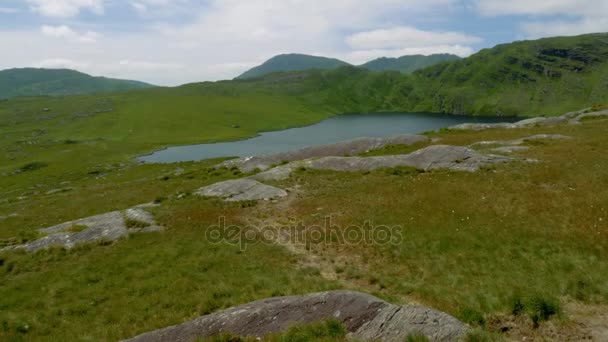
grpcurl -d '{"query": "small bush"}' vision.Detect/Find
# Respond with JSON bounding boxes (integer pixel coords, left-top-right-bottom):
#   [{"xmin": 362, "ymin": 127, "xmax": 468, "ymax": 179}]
[
  {"xmin": 124, "ymin": 218, "xmax": 150, "ymax": 229},
  {"xmin": 18, "ymin": 161, "xmax": 48, "ymax": 173},
  {"xmin": 459, "ymin": 308, "xmax": 486, "ymax": 327},
  {"xmin": 509, "ymin": 295, "xmax": 525, "ymax": 316},
  {"xmin": 528, "ymin": 295, "xmax": 560, "ymax": 327}
]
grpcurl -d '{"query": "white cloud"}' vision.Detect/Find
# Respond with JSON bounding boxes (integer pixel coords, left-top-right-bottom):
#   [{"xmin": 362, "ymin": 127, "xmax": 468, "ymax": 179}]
[
  {"xmin": 522, "ymin": 17, "xmax": 608, "ymax": 38},
  {"xmin": 2, "ymin": 0, "xmax": 478, "ymax": 85},
  {"xmin": 131, "ymin": 2, "xmax": 147, "ymax": 13},
  {"xmin": 33, "ymin": 58, "xmax": 90, "ymax": 70},
  {"xmin": 474, "ymin": 0, "xmax": 607, "ymax": 17},
  {"xmin": 475, "ymin": 0, "xmax": 608, "ymax": 38},
  {"xmin": 118, "ymin": 60, "xmax": 183, "ymax": 71},
  {"xmin": 27, "ymin": 0, "xmax": 104, "ymax": 18},
  {"xmin": 346, "ymin": 26, "xmax": 482, "ymax": 50},
  {"xmin": 41, "ymin": 25, "xmax": 102, "ymax": 43}
]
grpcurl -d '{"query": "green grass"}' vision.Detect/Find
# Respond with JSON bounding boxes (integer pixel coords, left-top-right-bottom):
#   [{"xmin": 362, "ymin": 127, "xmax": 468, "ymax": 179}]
[{"xmin": 266, "ymin": 120, "xmax": 608, "ymax": 325}]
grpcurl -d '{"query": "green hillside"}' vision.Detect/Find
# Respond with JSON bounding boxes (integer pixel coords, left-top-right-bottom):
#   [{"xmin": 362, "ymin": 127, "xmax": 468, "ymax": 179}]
[
  {"xmin": 387, "ymin": 33, "xmax": 608, "ymax": 115},
  {"xmin": 360, "ymin": 54, "xmax": 461, "ymax": 74},
  {"xmin": 0, "ymin": 68, "xmax": 154, "ymax": 98},
  {"xmin": 235, "ymin": 54, "xmax": 350, "ymax": 80}
]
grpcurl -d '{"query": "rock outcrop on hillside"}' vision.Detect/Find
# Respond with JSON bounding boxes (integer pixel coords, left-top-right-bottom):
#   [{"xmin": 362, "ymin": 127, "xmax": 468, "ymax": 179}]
[
  {"xmin": 0, "ymin": 205, "xmax": 162, "ymax": 253},
  {"xmin": 217, "ymin": 134, "xmax": 429, "ymax": 173},
  {"xmin": 124, "ymin": 291, "xmax": 467, "ymax": 342},
  {"xmin": 449, "ymin": 108, "xmax": 607, "ymax": 131},
  {"xmin": 196, "ymin": 179, "xmax": 288, "ymax": 201},
  {"xmin": 251, "ymin": 145, "xmax": 516, "ymax": 181}
]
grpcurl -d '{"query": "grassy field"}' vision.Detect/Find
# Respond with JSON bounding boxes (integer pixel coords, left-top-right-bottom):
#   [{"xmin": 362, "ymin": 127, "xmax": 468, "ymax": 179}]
[
  {"xmin": 1, "ymin": 114, "xmax": 608, "ymax": 340},
  {"xmin": 1, "ymin": 32, "xmax": 607, "ymax": 342}
]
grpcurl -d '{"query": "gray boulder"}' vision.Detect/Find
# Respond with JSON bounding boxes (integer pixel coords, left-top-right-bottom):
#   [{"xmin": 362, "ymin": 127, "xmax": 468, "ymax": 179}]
[
  {"xmin": 568, "ymin": 110, "xmax": 608, "ymax": 124},
  {"xmin": 448, "ymin": 122, "xmax": 517, "ymax": 131},
  {"xmin": 217, "ymin": 135, "xmax": 429, "ymax": 172},
  {"xmin": 469, "ymin": 134, "xmax": 572, "ymax": 149},
  {"xmin": 251, "ymin": 145, "xmax": 515, "ymax": 181},
  {"xmin": 1, "ymin": 207, "xmax": 162, "ymax": 253},
  {"xmin": 123, "ymin": 291, "xmax": 466, "ymax": 342},
  {"xmin": 196, "ymin": 179, "xmax": 287, "ymax": 201}
]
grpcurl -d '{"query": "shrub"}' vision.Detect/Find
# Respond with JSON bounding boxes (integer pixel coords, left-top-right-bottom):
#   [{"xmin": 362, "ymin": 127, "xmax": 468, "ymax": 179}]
[
  {"xmin": 124, "ymin": 218, "xmax": 150, "ymax": 229},
  {"xmin": 17, "ymin": 161, "xmax": 48, "ymax": 173},
  {"xmin": 459, "ymin": 308, "xmax": 486, "ymax": 326},
  {"xmin": 528, "ymin": 295, "xmax": 560, "ymax": 327},
  {"xmin": 509, "ymin": 295, "xmax": 525, "ymax": 316}
]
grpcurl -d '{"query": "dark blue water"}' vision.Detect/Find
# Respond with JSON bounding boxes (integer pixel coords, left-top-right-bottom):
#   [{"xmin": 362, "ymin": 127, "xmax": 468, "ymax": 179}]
[{"xmin": 139, "ymin": 113, "xmax": 519, "ymax": 163}]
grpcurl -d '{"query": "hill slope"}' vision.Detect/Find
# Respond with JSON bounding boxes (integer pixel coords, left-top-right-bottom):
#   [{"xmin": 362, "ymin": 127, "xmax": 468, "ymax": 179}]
[
  {"xmin": 235, "ymin": 54, "xmax": 351, "ymax": 80},
  {"xmin": 360, "ymin": 54, "xmax": 461, "ymax": 74},
  {"xmin": 0, "ymin": 68, "xmax": 154, "ymax": 98},
  {"xmin": 387, "ymin": 33, "xmax": 608, "ymax": 115}
]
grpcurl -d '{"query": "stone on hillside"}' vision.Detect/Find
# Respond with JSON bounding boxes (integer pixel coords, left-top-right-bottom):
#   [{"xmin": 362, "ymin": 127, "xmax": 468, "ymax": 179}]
[
  {"xmin": 489, "ymin": 146, "xmax": 530, "ymax": 154},
  {"xmin": 569, "ymin": 110, "xmax": 608, "ymax": 124},
  {"xmin": 217, "ymin": 134, "xmax": 429, "ymax": 172},
  {"xmin": 448, "ymin": 122, "xmax": 517, "ymax": 131},
  {"xmin": 196, "ymin": 179, "xmax": 287, "ymax": 201},
  {"xmin": 123, "ymin": 291, "xmax": 466, "ymax": 342},
  {"xmin": 1, "ymin": 208, "xmax": 162, "ymax": 254},
  {"xmin": 251, "ymin": 145, "xmax": 515, "ymax": 181},
  {"xmin": 469, "ymin": 134, "xmax": 572, "ymax": 149}
]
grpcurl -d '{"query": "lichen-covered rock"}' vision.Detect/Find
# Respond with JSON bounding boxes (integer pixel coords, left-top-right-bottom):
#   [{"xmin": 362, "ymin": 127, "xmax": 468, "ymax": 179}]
[
  {"xmin": 469, "ymin": 134, "xmax": 572, "ymax": 149},
  {"xmin": 196, "ymin": 179, "xmax": 287, "ymax": 201},
  {"xmin": 0, "ymin": 207, "xmax": 162, "ymax": 253},
  {"xmin": 251, "ymin": 145, "xmax": 515, "ymax": 181},
  {"xmin": 123, "ymin": 291, "xmax": 466, "ymax": 342},
  {"xmin": 217, "ymin": 134, "xmax": 429, "ymax": 172},
  {"xmin": 569, "ymin": 110, "xmax": 608, "ymax": 124}
]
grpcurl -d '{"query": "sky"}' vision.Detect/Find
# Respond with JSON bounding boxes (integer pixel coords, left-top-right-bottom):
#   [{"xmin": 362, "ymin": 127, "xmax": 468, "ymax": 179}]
[{"xmin": 0, "ymin": 0, "xmax": 607, "ymax": 86}]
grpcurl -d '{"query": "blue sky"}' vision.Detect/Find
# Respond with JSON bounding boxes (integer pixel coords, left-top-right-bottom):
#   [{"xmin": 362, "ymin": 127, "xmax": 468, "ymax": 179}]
[{"xmin": 0, "ymin": 0, "xmax": 606, "ymax": 85}]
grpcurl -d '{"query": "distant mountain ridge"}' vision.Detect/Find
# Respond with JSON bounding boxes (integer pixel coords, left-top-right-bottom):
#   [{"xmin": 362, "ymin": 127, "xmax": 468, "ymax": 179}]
[
  {"xmin": 360, "ymin": 54, "xmax": 461, "ymax": 74},
  {"xmin": 236, "ymin": 54, "xmax": 350, "ymax": 80},
  {"xmin": 236, "ymin": 53, "xmax": 461, "ymax": 79},
  {"xmin": 0, "ymin": 68, "xmax": 154, "ymax": 98}
]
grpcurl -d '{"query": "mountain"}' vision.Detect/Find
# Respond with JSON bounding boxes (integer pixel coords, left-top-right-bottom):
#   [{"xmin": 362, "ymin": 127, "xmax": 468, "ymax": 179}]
[
  {"xmin": 0, "ymin": 68, "xmax": 154, "ymax": 98},
  {"xmin": 235, "ymin": 54, "xmax": 351, "ymax": 80},
  {"xmin": 360, "ymin": 54, "xmax": 461, "ymax": 74},
  {"xmin": 231, "ymin": 33, "xmax": 608, "ymax": 116},
  {"xmin": 236, "ymin": 53, "xmax": 460, "ymax": 80},
  {"xmin": 387, "ymin": 33, "xmax": 608, "ymax": 115}
]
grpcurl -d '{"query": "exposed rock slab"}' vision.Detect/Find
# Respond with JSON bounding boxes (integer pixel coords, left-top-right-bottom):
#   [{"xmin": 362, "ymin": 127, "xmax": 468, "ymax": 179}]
[
  {"xmin": 1, "ymin": 207, "xmax": 162, "ymax": 253},
  {"xmin": 469, "ymin": 134, "xmax": 572, "ymax": 149},
  {"xmin": 569, "ymin": 110, "xmax": 608, "ymax": 124},
  {"xmin": 448, "ymin": 109, "xmax": 607, "ymax": 132},
  {"xmin": 489, "ymin": 146, "xmax": 530, "ymax": 154},
  {"xmin": 217, "ymin": 134, "xmax": 429, "ymax": 172},
  {"xmin": 124, "ymin": 291, "xmax": 466, "ymax": 342},
  {"xmin": 196, "ymin": 179, "xmax": 287, "ymax": 201},
  {"xmin": 251, "ymin": 145, "xmax": 515, "ymax": 181}
]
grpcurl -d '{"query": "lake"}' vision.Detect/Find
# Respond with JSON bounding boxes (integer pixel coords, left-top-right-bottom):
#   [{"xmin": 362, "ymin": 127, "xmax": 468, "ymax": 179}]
[{"xmin": 139, "ymin": 112, "xmax": 519, "ymax": 163}]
